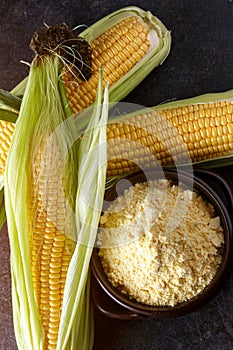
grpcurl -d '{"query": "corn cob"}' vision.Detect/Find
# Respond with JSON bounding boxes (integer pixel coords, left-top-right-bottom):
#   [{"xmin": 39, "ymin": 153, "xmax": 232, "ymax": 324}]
[
  {"xmin": 0, "ymin": 6, "xmax": 171, "ymax": 202},
  {"xmin": 2, "ymin": 90, "xmax": 233, "ymax": 181},
  {"xmin": 4, "ymin": 22, "xmax": 108, "ymax": 350},
  {"xmin": 63, "ymin": 6, "xmax": 171, "ymax": 112},
  {"xmin": 5, "ymin": 58, "xmax": 78, "ymax": 349},
  {"xmin": 106, "ymin": 90, "xmax": 233, "ymax": 177}
]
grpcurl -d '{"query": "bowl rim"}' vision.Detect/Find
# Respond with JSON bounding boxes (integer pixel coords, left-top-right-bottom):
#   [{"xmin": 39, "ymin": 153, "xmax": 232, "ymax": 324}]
[{"xmin": 91, "ymin": 168, "xmax": 233, "ymax": 318}]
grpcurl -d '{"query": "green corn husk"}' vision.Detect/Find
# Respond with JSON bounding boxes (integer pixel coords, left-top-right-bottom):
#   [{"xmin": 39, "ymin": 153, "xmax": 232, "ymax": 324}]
[
  {"xmin": 4, "ymin": 21, "xmax": 108, "ymax": 349},
  {"xmin": 57, "ymin": 75, "xmax": 108, "ymax": 349}
]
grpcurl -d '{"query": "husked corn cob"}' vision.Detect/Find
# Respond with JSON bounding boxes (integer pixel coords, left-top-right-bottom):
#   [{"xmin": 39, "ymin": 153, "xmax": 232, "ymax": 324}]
[
  {"xmin": 63, "ymin": 15, "xmax": 151, "ymax": 113},
  {"xmin": 106, "ymin": 93, "xmax": 233, "ymax": 177}
]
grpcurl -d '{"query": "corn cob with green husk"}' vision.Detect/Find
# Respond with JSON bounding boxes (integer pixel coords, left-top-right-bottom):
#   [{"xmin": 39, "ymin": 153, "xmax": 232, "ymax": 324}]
[
  {"xmin": 5, "ymin": 22, "xmax": 108, "ymax": 350},
  {"xmin": 62, "ymin": 6, "xmax": 171, "ymax": 113},
  {"xmin": 2, "ymin": 88, "xmax": 233, "ymax": 179},
  {"xmin": 105, "ymin": 89, "xmax": 233, "ymax": 177},
  {"xmin": 0, "ymin": 6, "xmax": 171, "ymax": 230}
]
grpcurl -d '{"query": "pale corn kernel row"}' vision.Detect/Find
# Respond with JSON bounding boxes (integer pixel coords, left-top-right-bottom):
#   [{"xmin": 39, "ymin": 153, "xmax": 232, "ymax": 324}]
[
  {"xmin": 106, "ymin": 100, "xmax": 233, "ymax": 177},
  {"xmin": 62, "ymin": 16, "xmax": 151, "ymax": 114},
  {"xmin": 28, "ymin": 137, "xmax": 76, "ymax": 350}
]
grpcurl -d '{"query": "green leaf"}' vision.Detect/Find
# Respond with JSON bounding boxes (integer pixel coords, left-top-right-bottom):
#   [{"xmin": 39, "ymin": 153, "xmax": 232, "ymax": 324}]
[
  {"xmin": 0, "ymin": 88, "xmax": 21, "ymax": 110},
  {"xmin": 0, "ymin": 108, "xmax": 18, "ymax": 123},
  {"xmin": 0, "ymin": 89, "xmax": 21, "ymax": 123},
  {"xmin": 0, "ymin": 187, "xmax": 6, "ymax": 232}
]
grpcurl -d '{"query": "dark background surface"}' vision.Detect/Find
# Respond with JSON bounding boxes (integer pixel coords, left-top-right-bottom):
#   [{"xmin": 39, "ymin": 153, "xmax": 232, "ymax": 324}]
[{"xmin": 0, "ymin": 0, "xmax": 233, "ymax": 349}]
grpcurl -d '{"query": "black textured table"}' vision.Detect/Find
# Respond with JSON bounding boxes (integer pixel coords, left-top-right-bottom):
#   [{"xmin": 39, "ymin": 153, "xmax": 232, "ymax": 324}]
[{"xmin": 0, "ymin": 1, "xmax": 233, "ymax": 349}]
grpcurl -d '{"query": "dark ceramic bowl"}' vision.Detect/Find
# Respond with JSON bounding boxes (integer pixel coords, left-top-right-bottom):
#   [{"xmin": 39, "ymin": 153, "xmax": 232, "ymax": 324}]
[{"xmin": 91, "ymin": 168, "xmax": 233, "ymax": 319}]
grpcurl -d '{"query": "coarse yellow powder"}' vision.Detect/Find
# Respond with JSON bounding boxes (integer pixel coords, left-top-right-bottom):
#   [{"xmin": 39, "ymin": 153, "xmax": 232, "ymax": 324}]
[{"xmin": 98, "ymin": 179, "xmax": 224, "ymax": 307}]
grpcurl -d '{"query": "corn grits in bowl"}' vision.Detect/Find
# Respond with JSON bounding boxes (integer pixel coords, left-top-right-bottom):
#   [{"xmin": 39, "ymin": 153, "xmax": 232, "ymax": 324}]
[{"xmin": 92, "ymin": 169, "xmax": 233, "ymax": 318}]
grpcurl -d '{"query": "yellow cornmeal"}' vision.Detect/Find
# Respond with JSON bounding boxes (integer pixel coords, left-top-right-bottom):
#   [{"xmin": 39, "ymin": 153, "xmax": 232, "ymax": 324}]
[{"xmin": 98, "ymin": 179, "xmax": 224, "ymax": 307}]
